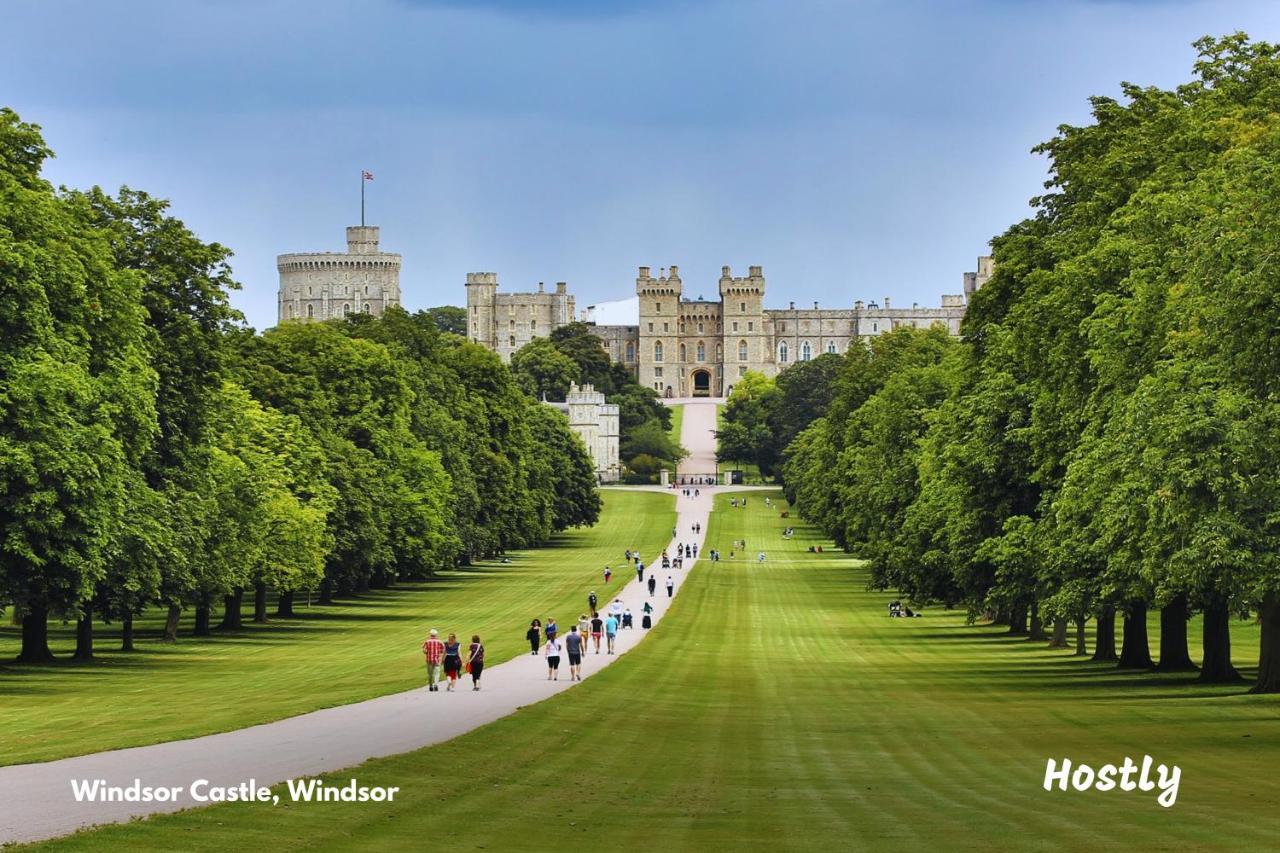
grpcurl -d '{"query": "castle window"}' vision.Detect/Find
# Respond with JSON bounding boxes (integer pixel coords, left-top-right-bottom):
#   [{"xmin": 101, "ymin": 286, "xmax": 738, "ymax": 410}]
[
  {"xmin": 779, "ymin": 322, "xmax": 786, "ymax": 332},
  {"xmin": 801, "ymin": 341, "xmax": 812, "ymax": 361},
  {"xmin": 680, "ymin": 343, "xmax": 687, "ymax": 361},
  {"xmin": 656, "ymin": 302, "xmax": 661, "ymax": 312},
  {"xmin": 531, "ymin": 321, "xmax": 537, "ymax": 332},
  {"xmin": 510, "ymin": 336, "xmax": 516, "ymax": 347},
  {"xmin": 664, "ymin": 322, "xmax": 669, "ymax": 332},
  {"xmin": 696, "ymin": 341, "xmax": 706, "ymax": 362},
  {"xmin": 342, "ymin": 303, "xmax": 350, "ymax": 317},
  {"xmin": 654, "ymin": 341, "xmax": 664, "ymax": 362},
  {"xmin": 510, "ymin": 319, "xmax": 515, "ymax": 329},
  {"xmin": 748, "ymin": 322, "xmax": 754, "ymax": 331},
  {"xmin": 740, "ymin": 302, "xmax": 746, "ymax": 312},
  {"xmin": 717, "ymin": 344, "xmax": 723, "ymax": 360},
  {"xmin": 873, "ymin": 322, "xmax": 878, "ymax": 333},
  {"xmin": 698, "ymin": 322, "xmax": 704, "ymax": 333},
  {"xmin": 779, "ymin": 341, "xmax": 789, "ymax": 363},
  {"xmin": 827, "ymin": 341, "xmax": 838, "ymax": 354},
  {"xmin": 738, "ymin": 340, "xmax": 748, "ymax": 361},
  {"xmin": 472, "ymin": 306, "xmax": 477, "ymax": 314},
  {"xmin": 626, "ymin": 342, "xmax": 635, "ymax": 362},
  {"xmin": 364, "ymin": 285, "xmax": 368, "ymax": 295},
  {"xmin": 739, "ymin": 366, "xmax": 747, "ymax": 377},
  {"xmin": 655, "ymin": 367, "xmax": 663, "ymax": 378},
  {"xmin": 732, "ymin": 321, "xmax": 738, "ymax": 332},
  {"xmin": 648, "ymin": 323, "xmax": 653, "ymax": 333},
  {"xmin": 363, "ymin": 303, "xmax": 370, "ymax": 314}
]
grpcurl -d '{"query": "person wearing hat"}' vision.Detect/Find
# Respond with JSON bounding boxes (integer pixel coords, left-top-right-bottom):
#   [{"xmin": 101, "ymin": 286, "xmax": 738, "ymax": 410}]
[
  {"xmin": 422, "ymin": 628, "xmax": 445, "ymax": 692},
  {"xmin": 588, "ymin": 590, "xmax": 598, "ymax": 612}
]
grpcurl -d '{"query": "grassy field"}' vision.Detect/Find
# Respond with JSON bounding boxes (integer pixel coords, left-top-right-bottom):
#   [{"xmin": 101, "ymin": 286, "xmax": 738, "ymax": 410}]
[
  {"xmin": 666, "ymin": 401, "xmax": 684, "ymax": 446},
  {"xmin": 27, "ymin": 490, "xmax": 1280, "ymax": 851},
  {"xmin": 0, "ymin": 490, "xmax": 674, "ymax": 766}
]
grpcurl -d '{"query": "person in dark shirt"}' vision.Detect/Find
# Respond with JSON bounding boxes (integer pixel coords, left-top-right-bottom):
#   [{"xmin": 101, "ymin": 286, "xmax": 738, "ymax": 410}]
[
  {"xmin": 565, "ymin": 627, "xmax": 584, "ymax": 681},
  {"xmin": 590, "ymin": 612, "xmax": 604, "ymax": 653},
  {"xmin": 526, "ymin": 619, "xmax": 541, "ymax": 655},
  {"xmin": 467, "ymin": 635, "xmax": 485, "ymax": 690}
]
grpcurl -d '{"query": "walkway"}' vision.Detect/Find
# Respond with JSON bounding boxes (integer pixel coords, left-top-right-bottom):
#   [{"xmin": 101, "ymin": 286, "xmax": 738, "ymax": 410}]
[{"xmin": 0, "ymin": 403, "xmax": 725, "ymax": 844}]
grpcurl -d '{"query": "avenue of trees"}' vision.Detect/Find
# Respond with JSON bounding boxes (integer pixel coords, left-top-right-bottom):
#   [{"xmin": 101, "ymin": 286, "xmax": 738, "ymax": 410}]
[
  {"xmin": 511, "ymin": 323, "xmax": 686, "ymax": 479},
  {"xmin": 782, "ymin": 35, "xmax": 1280, "ymax": 693},
  {"xmin": 0, "ymin": 108, "xmax": 600, "ymax": 663}
]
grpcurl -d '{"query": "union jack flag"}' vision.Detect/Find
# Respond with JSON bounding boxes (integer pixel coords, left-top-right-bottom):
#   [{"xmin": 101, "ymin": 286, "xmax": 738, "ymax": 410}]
[{"xmin": 362, "ymin": 170, "xmax": 374, "ymax": 181}]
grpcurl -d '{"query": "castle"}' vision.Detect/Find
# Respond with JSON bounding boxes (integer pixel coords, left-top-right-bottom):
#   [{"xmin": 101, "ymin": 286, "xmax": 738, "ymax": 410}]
[
  {"xmin": 467, "ymin": 258, "xmax": 992, "ymax": 397},
  {"xmin": 277, "ymin": 226, "xmax": 402, "ymax": 323},
  {"xmin": 544, "ymin": 383, "xmax": 621, "ymax": 483}
]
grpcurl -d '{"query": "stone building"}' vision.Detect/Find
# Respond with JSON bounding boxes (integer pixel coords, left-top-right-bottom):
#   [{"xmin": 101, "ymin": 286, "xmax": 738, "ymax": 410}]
[
  {"xmin": 464, "ymin": 274, "xmax": 575, "ymax": 363},
  {"xmin": 466, "ymin": 257, "xmax": 992, "ymax": 398},
  {"xmin": 277, "ymin": 226, "xmax": 402, "ymax": 323},
  {"xmin": 545, "ymin": 383, "xmax": 620, "ymax": 483}
]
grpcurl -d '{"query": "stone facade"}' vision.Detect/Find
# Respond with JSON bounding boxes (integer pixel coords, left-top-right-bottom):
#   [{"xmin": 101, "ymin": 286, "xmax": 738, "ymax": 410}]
[
  {"xmin": 277, "ymin": 226, "xmax": 402, "ymax": 324},
  {"xmin": 465, "ymin": 274, "xmax": 575, "ymax": 363},
  {"xmin": 467, "ymin": 257, "xmax": 992, "ymax": 398},
  {"xmin": 545, "ymin": 383, "xmax": 620, "ymax": 483}
]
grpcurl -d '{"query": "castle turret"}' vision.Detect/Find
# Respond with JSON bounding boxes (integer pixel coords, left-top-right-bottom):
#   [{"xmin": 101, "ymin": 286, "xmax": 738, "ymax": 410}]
[
  {"xmin": 277, "ymin": 225, "xmax": 401, "ymax": 324},
  {"xmin": 465, "ymin": 272, "xmax": 499, "ymax": 350},
  {"xmin": 636, "ymin": 265, "xmax": 683, "ymax": 396}
]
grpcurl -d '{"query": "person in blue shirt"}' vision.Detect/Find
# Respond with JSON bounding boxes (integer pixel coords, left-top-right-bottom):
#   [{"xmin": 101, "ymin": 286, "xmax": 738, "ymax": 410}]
[{"xmin": 604, "ymin": 614, "xmax": 619, "ymax": 655}]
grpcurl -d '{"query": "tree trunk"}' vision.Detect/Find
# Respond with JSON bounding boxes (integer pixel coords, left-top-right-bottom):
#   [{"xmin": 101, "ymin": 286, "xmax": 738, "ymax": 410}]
[
  {"xmin": 73, "ymin": 607, "xmax": 94, "ymax": 661},
  {"xmin": 1007, "ymin": 604, "xmax": 1028, "ymax": 636},
  {"xmin": 193, "ymin": 601, "xmax": 212, "ymax": 636},
  {"xmin": 1117, "ymin": 601, "xmax": 1153, "ymax": 669},
  {"xmin": 1155, "ymin": 594, "xmax": 1196, "ymax": 672},
  {"xmin": 277, "ymin": 590, "xmax": 296, "ymax": 618},
  {"xmin": 253, "ymin": 582, "xmax": 268, "ymax": 623},
  {"xmin": 1199, "ymin": 597, "xmax": 1242, "ymax": 683},
  {"xmin": 1251, "ymin": 592, "xmax": 1280, "ymax": 694},
  {"xmin": 1028, "ymin": 608, "xmax": 1047, "ymax": 641},
  {"xmin": 319, "ymin": 578, "xmax": 334, "ymax": 605},
  {"xmin": 1074, "ymin": 618, "xmax": 1088, "ymax": 656},
  {"xmin": 219, "ymin": 589, "xmax": 243, "ymax": 630},
  {"xmin": 1048, "ymin": 618, "xmax": 1068, "ymax": 648},
  {"xmin": 1092, "ymin": 606, "xmax": 1117, "ymax": 661},
  {"xmin": 9, "ymin": 608, "xmax": 21, "ymax": 627},
  {"xmin": 18, "ymin": 606, "xmax": 53, "ymax": 663},
  {"xmin": 337, "ymin": 577, "xmax": 354, "ymax": 598},
  {"xmin": 163, "ymin": 604, "xmax": 181, "ymax": 642},
  {"xmin": 121, "ymin": 613, "xmax": 136, "ymax": 652}
]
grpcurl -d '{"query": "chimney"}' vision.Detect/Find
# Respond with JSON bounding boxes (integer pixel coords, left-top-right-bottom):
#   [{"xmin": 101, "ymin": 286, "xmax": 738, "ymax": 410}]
[
  {"xmin": 884, "ymin": 297, "xmax": 891, "ymax": 309},
  {"xmin": 538, "ymin": 282, "xmax": 545, "ymax": 293},
  {"xmin": 814, "ymin": 301, "xmax": 819, "ymax": 310},
  {"xmin": 789, "ymin": 301, "xmax": 795, "ymax": 310},
  {"xmin": 556, "ymin": 281, "xmax": 567, "ymax": 294}
]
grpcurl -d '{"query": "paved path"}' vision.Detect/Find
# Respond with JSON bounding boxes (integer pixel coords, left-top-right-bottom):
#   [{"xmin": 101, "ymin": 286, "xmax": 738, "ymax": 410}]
[{"xmin": 0, "ymin": 402, "xmax": 724, "ymax": 844}]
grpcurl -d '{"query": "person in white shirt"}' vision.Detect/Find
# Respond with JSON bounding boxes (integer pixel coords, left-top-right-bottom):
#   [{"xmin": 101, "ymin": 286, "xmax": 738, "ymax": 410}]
[
  {"xmin": 544, "ymin": 636, "xmax": 562, "ymax": 680},
  {"xmin": 666, "ymin": 576, "xmax": 675, "ymax": 598}
]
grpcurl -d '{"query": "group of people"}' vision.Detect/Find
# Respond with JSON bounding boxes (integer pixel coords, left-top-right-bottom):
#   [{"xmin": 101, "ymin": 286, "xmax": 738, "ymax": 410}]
[
  {"xmin": 729, "ymin": 497, "xmax": 749, "ymax": 508},
  {"xmin": 421, "ymin": 629, "xmax": 485, "ymax": 692}
]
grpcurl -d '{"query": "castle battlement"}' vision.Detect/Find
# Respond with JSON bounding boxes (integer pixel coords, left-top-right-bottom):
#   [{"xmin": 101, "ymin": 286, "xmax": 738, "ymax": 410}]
[{"xmin": 277, "ymin": 226, "xmax": 401, "ymax": 323}]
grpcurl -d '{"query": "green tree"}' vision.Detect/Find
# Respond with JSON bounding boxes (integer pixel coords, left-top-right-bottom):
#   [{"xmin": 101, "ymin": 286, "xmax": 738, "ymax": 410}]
[{"xmin": 511, "ymin": 337, "xmax": 579, "ymax": 400}]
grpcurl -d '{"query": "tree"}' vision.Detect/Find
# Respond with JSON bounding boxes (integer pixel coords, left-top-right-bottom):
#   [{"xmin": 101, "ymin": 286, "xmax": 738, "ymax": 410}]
[
  {"xmin": 423, "ymin": 305, "xmax": 466, "ymax": 336},
  {"xmin": 511, "ymin": 337, "xmax": 579, "ymax": 400}
]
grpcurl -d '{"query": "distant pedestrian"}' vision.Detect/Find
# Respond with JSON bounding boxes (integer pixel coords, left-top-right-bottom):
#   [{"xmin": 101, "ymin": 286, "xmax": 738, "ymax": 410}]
[
  {"xmin": 546, "ymin": 617, "xmax": 558, "ymax": 642},
  {"xmin": 443, "ymin": 632, "xmax": 462, "ymax": 692},
  {"xmin": 588, "ymin": 591, "xmax": 598, "ymax": 612},
  {"xmin": 648, "ymin": 576, "xmax": 656, "ymax": 596},
  {"xmin": 609, "ymin": 597, "xmax": 624, "ymax": 625},
  {"xmin": 565, "ymin": 626, "xmax": 584, "ymax": 681},
  {"xmin": 526, "ymin": 619, "xmax": 542, "ymax": 655},
  {"xmin": 642, "ymin": 601, "xmax": 654, "ymax": 629},
  {"xmin": 666, "ymin": 576, "xmax": 675, "ymax": 598},
  {"xmin": 623, "ymin": 607, "xmax": 633, "ymax": 629},
  {"xmin": 605, "ymin": 613, "xmax": 619, "ymax": 654},
  {"xmin": 578, "ymin": 613, "xmax": 590, "ymax": 639},
  {"xmin": 604, "ymin": 566, "xmax": 612, "ymax": 584},
  {"xmin": 422, "ymin": 628, "xmax": 445, "ymax": 692},
  {"xmin": 590, "ymin": 611, "xmax": 604, "ymax": 653},
  {"xmin": 467, "ymin": 635, "xmax": 485, "ymax": 690},
  {"xmin": 636, "ymin": 562, "xmax": 645, "ymax": 582},
  {"xmin": 545, "ymin": 635, "xmax": 562, "ymax": 680}
]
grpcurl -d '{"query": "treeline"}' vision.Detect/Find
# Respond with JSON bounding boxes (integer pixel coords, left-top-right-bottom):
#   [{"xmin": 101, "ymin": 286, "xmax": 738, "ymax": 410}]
[
  {"xmin": 783, "ymin": 35, "xmax": 1280, "ymax": 694},
  {"xmin": 0, "ymin": 109, "xmax": 599, "ymax": 663},
  {"xmin": 511, "ymin": 322, "xmax": 686, "ymax": 479}
]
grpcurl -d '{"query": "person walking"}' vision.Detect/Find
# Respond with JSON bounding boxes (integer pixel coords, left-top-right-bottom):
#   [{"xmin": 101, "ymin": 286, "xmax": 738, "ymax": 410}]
[
  {"xmin": 623, "ymin": 607, "xmax": 633, "ymax": 629},
  {"xmin": 588, "ymin": 590, "xmax": 598, "ymax": 613},
  {"xmin": 443, "ymin": 633, "xmax": 462, "ymax": 692},
  {"xmin": 666, "ymin": 576, "xmax": 675, "ymax": 598},
  {"xmin": 609, "ymin": 597, "xmax": 624, "ymax": 626},
  {"xmin": 545, "ymin": 634, "xmax": 562, "ymax": 680},
  {"xmin": 422, "ymin": 628, "xmax": 445, "ymax": 692},
  {"xmin": 526, "ymin": 619, "xmax": 542, "ymax": 656},
  {"xmin": 636, "ymin": 561, "xmax": 644, "ymax": 582},
  {"xmin": 467, "ymin": 635, "xmax": 485, "ymax": 690},
  {"xmin": 604, "ymin": 566, "xmax": 612, "ymax": 584},
  {"xmin": 642, "ymin": 601, "xmax": 654, "ymax": 629},
  {"xmin": 565, "ymin": 626, "xmax": 584, "ymax": 681},
  {"xmin": 590, "ymin": 611, "xmax": 604, "ymax": 653},
  {"xmin": 578, "ymin": 613, "xmax": 590, "ymax": 640},
  {"xmin": 648, "ymin": 575, "xmax": 656, "ymax": 597},
  {"xmin": 604, "ymin": 612, "xmax": 619, "ymax": 654},
  {"xmin": 546, "ymin": 617, "xmax": 558, "ymax": 642}
]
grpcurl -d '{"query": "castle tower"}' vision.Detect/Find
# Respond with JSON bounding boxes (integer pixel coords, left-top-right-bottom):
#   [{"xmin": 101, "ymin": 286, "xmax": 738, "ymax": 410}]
[
  {"xmin": 465, "ymin": 272, "xmax": 499, "ymax": 350},
  {"xmin": 277, "ymin": 225, "xmax": 402, "ymax": 324},
  {"xmin": 636, "ymin": 265, "xmax": 682, "ymax": 396},
  {"xmin": 720, "ymin": 264, "xmax": 770, "ymax": 386}
]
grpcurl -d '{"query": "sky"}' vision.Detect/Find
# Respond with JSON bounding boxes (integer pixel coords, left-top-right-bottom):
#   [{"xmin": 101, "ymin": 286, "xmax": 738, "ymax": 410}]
[{"xmin": 4, "ymin": 0, "xmax": 1279, "ymax": 330}]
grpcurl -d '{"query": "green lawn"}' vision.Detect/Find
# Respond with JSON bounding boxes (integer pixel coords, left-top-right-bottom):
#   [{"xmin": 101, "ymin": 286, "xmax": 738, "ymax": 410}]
[
  {"xmin": 666, "ymin": 401, "xmax": 684, "ymax": 446},
  {"xmin": 27, "ymin": 491, "xmax": 1280, "ymax": 851},
  {"xmin": 0, "ymin": 490, "xmax": 674, "ymax": 766}
]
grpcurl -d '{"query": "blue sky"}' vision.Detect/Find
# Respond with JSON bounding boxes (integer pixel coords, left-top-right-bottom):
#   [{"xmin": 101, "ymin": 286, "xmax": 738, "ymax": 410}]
[{"xmin": 4, "ymin": 0, "xmax": 1278, "ymax": 329}]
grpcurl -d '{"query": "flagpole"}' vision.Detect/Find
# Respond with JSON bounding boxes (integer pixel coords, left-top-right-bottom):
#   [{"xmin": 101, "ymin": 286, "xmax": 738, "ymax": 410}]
[{"xmin": 361, "ymin": 171, "xmax": 365, "ymax": 227}]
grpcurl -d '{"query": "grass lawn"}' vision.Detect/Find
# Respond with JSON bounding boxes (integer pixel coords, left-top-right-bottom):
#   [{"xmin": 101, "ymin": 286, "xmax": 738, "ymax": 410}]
[
  {"xmin": 28, "ymin": 491, "xmax": 1280, "ymax": 851},
  {"xmin": 666, "ymin": 401, "xmax": 684, "ymax": 447},
  {"xmin": 0, "ymin": 490, "xmax": 674, "ymax": 767}
]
